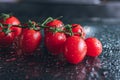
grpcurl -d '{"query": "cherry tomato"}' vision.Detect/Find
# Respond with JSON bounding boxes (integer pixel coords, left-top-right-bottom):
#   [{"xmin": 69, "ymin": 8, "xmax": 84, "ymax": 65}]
[
  {"xmin": 45, "ymin": 32, "xmax": 66, "ymax": 55},
  {"xmin": 46, "ymin": 19, "xmax": 63, "ymax": 26},
  {"xmin": 0, "ymin": 14, "xmax": 22, "ymax": 37},
  {"xmin": 0, "ymin": 27, "xmax": 15, "ymax": 48},
  {"xmin": 72, "ymin": 24, "xmax": 86, "ymax": 38},
  {"xmin": 19, "ymin": 29, "xmax": 42, "ymax": 54},
  {"xmin": 64, "ymin": 36, "xmax": 87, "ymax": 64},
  {"xmin": 45, "ymin": 19, "xmax": 64, "ymax": 35},
  {"xmin": 1, "ymin": 16, "xmax": 20, "ymax": 25},
  {"xmin": 85, "ymin": 37, "xmax": 102, "ymax": 57},
  {"xmin": 65, "ymin": 24, "xmax": 86, "ymax": 39}
]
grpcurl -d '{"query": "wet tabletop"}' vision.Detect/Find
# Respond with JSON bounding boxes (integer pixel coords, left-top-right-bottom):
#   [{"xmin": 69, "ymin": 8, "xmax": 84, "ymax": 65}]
[{"xmin": 0, "ymin": 19, "xmax": 120, "ymax": 80}]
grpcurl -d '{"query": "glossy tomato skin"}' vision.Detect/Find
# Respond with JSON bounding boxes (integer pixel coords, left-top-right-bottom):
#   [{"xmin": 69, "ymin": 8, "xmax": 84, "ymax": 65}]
[
  {"xmin": 2, "ymin": 16, "xmax": 20, "ymax": 25},
  {"xmin": 64, "ymin": 36, "xmax": 87, "ymax": 64},
  {"xmin": 19, "ymin": 29, "xmax": 42, "ymax": 54},
  {"xmin": 72, "ymin": 24, "xmax": 86, "ymax": 38},
  {"xmin": 10, "ymin": 26, "xmax": 21, "ymax": 37},
  {"xmin": 1, "ymin": 16, "xmax": 22, "ymax": 37},
  {"xmin": 45, "ymin": 32, "xmax": 66, "ymax": 55},
  {"xmin": 46, "ymin": 19, "xmax": 63, "ymax": 28},
  {"xmin": 45, "ymin": 19, "xmax": 64, "ymax": 35},
  {"xmin": 85, "ymin": 37, "xmax": 102, "ymax": 57},
  {"xmin": 0, "ymin": 28, "xmax": 15, "ymax": 48},
  {"xmin": 66, "ymin": 24, "xmax": 86, "ymax": 39}
]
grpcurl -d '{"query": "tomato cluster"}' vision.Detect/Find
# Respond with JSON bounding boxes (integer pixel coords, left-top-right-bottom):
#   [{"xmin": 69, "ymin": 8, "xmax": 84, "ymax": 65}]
[{"xmin": 0, "ymin": 13, "xmax": 102, "ymax": 64}]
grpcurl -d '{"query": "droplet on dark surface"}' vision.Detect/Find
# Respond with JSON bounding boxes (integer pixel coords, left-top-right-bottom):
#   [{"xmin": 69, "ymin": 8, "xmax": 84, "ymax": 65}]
[{"xmin": 6, "ymin": 57, "xmax": 16, "ymax": 62}]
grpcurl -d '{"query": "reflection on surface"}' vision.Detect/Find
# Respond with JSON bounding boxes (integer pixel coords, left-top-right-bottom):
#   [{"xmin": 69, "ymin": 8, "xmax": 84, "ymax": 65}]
[{"xmin": 0, "ymin": 45, "xmax": 105, "ymax": 80}]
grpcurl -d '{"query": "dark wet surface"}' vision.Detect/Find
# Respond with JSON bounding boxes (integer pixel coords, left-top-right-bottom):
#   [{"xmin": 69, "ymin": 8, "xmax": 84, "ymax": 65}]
[{"xmin": 0, "ymin": 20, "xmax": 119, "ymax": 80}]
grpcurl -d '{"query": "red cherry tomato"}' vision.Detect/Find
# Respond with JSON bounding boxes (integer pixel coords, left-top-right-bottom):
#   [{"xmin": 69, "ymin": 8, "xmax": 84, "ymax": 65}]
[
  {"xmin": 65, "ymin": 24, "xmax": 86, "ymax": 39},
  {"xmin": 45, "ymin": 32, "xmax": 66, "ymax": 55},
  {"xmin": 0, "ymin": 15, "xmax": 22, "ymax": 37},
  {"xmin": 0, "ymin": 27, "xmax": 15, "ymax": 48},
  {"xmin": 45, "ymin": 19, "xmax": 64, "ymax": 35},
  {"xmin": 10, "ymin": 26, "xmax": 21, "ymax": 37},
  {"xmin": 1, "ymin": 16, "xmax": 20, "ymax": 25},
  {"xmin": 64, "ymin": 36, "xmax": 87, "ymax": 64},
  {"xmin": 72, "ymin": 24, "xmax": 86, "ymax": 38},
  {"xmin": 19, "ymin": 29, "xmax": 42, "ymax": 54},
  {"xmin": 46, "ymin": 19, "xmax": 63, "ymax": 27},
  {"xmin": 85, "ymin": 37, "xmax": 102, "ymax": 57}
]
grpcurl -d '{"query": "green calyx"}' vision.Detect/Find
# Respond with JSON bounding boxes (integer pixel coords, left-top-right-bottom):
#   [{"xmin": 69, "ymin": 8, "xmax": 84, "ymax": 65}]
[
  {"xmin": 65, "ymin": 24, "xmax": 74, "ymax": 36},
  {"xmin": 25, "ymin": 20, "xmax": 39, "ymax": 31},
  {"xmin": 0, "ymin": 23, "xmax": 12, "ymax": 35},
  {"xmin": 64, "ymin": 24, "xmax": 83, "ymax": 38},
  {"xmin": 0, "ymin": 13, "xmax": 12, "ymax": 21}
]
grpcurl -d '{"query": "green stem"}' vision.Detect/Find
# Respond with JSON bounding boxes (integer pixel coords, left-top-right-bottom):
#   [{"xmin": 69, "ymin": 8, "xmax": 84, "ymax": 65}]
[
  {"xmin": 65, "ymin": 24, "xmax": 74, "ymax": 36},
  {"xmin": 0, "ymin": 13, "xmax": 11, "ymax": 21},
  {"xmin": 41, "ymin": 17, "xmax": 53, "ymax": 26},
  {"xmin": 55, "ymin": 16, "xmax": 63, "ymax": 20},
  {"xmin": 26, "ymin": 20, "xmax": 39, "ymax": 31},
  {"xmin": 5, "ymin": 24, "xmax": 12, "ymax": 34},
  {"xmin": 0, "ymin": 23, "xmax": 3, "ymax": 28},
  {"xmin": 1, "ymin": 24, "xmax": 12, "ymax": 35}
]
